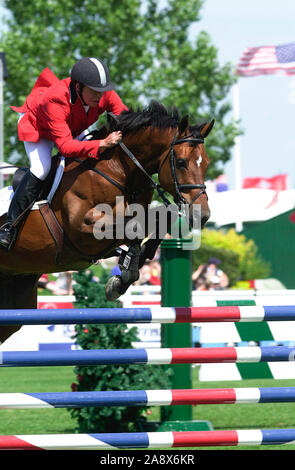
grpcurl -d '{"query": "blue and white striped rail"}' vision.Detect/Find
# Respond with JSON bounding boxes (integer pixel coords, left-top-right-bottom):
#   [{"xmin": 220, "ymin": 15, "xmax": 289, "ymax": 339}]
[
  {"xmin": 1, "ymin": 387, "xmax": 295, "ymax": 408},
  {"xmin": 1, "ymin": 306, "xmax": 295, "ymax": 324},
  {"xmin": 1, "ymin": 429, "xmax": 295, "ymax": 449},
  {"xmin": 0, "ymin": 346, "xmax": 295, "ymax": 367}
]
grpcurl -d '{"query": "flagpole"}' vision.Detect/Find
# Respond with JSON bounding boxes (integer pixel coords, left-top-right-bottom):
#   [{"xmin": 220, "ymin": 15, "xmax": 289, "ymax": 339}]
[{"xmin": 233, "ymin": 81, "xmax": 243, "ymax": 232}]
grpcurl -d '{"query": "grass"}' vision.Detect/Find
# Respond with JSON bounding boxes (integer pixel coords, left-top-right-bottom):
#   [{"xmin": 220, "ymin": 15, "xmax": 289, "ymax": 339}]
[
  {"xmin": 0, "ymin": 365, "xmax": 295, "ymax": 450},
  {"xmin": 190, "ymin": 367, "xmax": 295, "ymax": 450},
  {"xmin": 0, "ymin": 366, "xmax": 76, "ymax": 434}
]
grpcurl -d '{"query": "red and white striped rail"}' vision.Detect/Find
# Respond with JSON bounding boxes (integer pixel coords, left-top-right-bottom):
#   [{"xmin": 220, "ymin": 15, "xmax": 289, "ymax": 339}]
[{"xmin": 1, "ymin": 428, "xmax": 295, "ymax": 449}]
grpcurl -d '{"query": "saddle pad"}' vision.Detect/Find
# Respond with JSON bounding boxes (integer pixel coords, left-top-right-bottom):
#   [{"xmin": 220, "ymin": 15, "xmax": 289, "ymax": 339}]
[{"xmin": 0, "ymin": 157, "xmax": 65, "ymax": 218}]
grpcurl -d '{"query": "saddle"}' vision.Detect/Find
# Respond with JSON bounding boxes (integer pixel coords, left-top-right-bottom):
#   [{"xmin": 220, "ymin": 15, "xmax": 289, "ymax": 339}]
[
  {"xmin": 12, "ymin": 155, "xmax": 65, "ymax": 262},
  {"xmin": 12, "ymin": 154, "xmax": 123, "ymax": 267}
]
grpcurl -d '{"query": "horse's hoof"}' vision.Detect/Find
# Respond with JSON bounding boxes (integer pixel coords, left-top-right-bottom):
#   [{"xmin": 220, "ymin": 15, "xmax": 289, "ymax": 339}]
[{"xmin": 105, "ymin": 275, "xmax": 123, "ymax": 301}]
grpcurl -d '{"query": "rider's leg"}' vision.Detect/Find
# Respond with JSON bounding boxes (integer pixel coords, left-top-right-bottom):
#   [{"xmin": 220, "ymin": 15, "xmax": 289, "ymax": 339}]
[
  {"xmin": 25, "ymin": 139, "xmax": 54, "ymax": 181},
  {"xmin": 0, "ymin": 139, "xmax": 53, "ymax": 250}
]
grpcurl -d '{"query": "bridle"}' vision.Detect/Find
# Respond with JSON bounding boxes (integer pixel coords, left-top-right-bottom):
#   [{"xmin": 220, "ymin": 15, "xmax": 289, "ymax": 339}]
[
  {"xmin": 74, "ymin": 127, "xmax": 207, "ymax": 210},
  {"xmin": 159, "ymin": 131, "xmax": 207, "ymax": 207}
]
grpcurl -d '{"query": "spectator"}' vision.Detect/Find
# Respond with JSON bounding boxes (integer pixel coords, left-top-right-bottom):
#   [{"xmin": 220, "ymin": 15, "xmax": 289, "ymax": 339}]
[
  {"xmin": 192, "ymin": 257, "xmax": 229, "ymax": 290},
  {"xmin": 46, "ymin": 271, "xmax": 75, "ymax": 295},
  {"xmin": 133, "ymin": 263, "xmax": 151, "ymax": 286},
  {"xmin": 37, "ymin": 273, "xmax": 49, "ymax": 290},
  {"xmin": 148, "ymin": 260, "xmax": 161, "ymax": 286}
]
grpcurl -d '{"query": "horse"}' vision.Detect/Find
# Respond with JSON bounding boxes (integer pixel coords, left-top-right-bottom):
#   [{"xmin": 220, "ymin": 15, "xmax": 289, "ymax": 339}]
[{"xmin": 0, "ymin": 101, "xmax": 213, "ymax": 344}]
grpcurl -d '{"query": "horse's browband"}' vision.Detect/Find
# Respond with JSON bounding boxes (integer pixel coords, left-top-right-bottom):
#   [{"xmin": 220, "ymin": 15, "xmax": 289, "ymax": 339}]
[{"xmin": 173, "ymin": 136, "xmax": 204, "ymax": 145}]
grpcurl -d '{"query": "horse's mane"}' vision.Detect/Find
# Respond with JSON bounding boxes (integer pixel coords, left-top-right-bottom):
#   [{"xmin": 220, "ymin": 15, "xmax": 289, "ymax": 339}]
[
  {"xmin": 109, "ymin": 100, "xmax": 203, "ymax": 138},
  {"xmin": 110, "ymin": 101, "xmax": 179, "ymax": 134}
]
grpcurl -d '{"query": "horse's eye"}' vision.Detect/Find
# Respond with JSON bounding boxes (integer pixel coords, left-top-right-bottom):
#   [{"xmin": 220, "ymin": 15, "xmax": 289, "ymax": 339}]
[{"xmin": 176, "ymin": 159, "xmax": 187, "ymax": 169}]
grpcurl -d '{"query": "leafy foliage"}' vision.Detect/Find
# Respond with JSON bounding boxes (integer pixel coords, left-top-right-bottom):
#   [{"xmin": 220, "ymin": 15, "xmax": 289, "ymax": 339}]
[
  {"xmin": 193, "ymin": 228, "xmax": 271, "ymax": 285},
  {"xmin": 1, "ymin": 0, "xmax": 239, "ymax": 177},
  {"xmin": 193, "ymin": 243, "xmax": 240, "ymax": 287}
]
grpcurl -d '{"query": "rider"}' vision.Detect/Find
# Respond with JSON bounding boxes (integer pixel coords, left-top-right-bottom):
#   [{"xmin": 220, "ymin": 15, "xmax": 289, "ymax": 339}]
[{"xmin": 0, "ymin": 57, "xmax": 127, "ymax": 250}]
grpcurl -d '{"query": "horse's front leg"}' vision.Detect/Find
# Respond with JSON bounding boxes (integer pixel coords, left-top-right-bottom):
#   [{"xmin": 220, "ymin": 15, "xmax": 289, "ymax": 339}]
[{"xmin": 105, "ymin": 241, "xmax": 141, "ymax": 301}]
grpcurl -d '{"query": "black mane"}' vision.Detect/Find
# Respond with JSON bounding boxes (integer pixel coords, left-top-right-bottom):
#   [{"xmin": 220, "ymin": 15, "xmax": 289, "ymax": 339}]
[
  {"xmin": 108, "ymin": 100, "xmax": 204, "ymax": 138},
  {"xmin": 110, "ymin": 101, "xmax": 180, "ymax": 134}
]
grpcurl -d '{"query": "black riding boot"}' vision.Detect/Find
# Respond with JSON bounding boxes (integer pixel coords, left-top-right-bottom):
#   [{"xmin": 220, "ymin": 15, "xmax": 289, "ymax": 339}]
[{"xmin": 0, "ymin": 170, "xmax": 43, "ymax": 250}]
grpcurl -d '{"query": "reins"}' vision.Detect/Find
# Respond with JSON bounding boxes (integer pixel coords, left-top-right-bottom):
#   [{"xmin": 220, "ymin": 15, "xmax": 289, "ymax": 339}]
[
  {"xmin": 71, "ymin": 130, "xmax": 208, "ymax": 209},
  {"xmin": 0, "ymin": 126, "xmax": 208, "ymax": 210},
  {"xmin": 118, "ymin": 140, "xmax": 171, "ymax": 206},
  {"xmin": 117, "ymin": 131, "xmax": 207, "ymax": 208}
]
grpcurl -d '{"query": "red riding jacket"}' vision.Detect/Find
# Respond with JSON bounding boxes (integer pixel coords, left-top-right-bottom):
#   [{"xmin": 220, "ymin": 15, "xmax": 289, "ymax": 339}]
[{"xmin": 11, "ymin": 67, "xmax": 128, "ymax": 159}]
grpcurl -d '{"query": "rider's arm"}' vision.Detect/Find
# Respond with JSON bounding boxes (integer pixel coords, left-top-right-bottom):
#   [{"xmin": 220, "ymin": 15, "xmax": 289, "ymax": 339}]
[
  {"xmin": 99, "ymin": 90, "xmax": 128, "ymax": 116},
  {"xmin": 39, "ymin": 98, "xmax": 103, "ymax": 159}
]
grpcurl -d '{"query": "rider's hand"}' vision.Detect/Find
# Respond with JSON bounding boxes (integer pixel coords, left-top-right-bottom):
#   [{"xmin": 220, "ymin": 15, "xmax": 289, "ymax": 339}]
[{"xmin": 99, "ymin": 131, "xmax": 122, "ymax": 150}]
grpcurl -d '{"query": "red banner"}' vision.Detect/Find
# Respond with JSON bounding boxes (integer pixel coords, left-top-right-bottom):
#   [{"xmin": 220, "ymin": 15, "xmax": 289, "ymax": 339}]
[{"xmin": 242, "ymin": 174, "xmax": 288, "ymax": 190}]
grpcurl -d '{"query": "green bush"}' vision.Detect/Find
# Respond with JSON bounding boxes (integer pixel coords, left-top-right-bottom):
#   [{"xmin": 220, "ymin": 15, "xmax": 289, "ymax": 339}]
[
  {"xmin": 193, "ymin": 228, "xmax": 271, "ymax": 286},
  {"xmin": 193, "ymin": 244, "xmax": 240, "ymax": 287},
  {"xmin": 69, "ymin": 268, "xmax": 171, "ymax": 433}
]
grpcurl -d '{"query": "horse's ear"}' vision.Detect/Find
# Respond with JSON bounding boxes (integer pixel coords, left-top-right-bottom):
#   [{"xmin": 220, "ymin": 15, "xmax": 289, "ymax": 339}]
[
  {"xmin": 200, "ymin": 119, "xmax": 215, "ymax": 138},
  {"xmin": 178, "ymin": 115, "xmax": 189, "ymax": 135},
  {"xmin": 107, "ymin": 112, "xmax": 118, "ymax": 131}
]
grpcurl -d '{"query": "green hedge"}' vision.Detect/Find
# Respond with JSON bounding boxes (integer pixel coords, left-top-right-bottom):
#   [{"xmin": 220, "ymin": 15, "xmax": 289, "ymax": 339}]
[
  {"xmin": 193, "ymin": 228, "xmax": 271, "ymax": 286},
  {"xmin": 193, "ymin": 244, "xmax": 240, "ymax": 287}
]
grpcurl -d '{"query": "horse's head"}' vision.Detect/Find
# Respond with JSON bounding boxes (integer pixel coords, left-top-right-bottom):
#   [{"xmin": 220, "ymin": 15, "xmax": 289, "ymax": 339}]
[
  {"xmin": 96, "ymin": 104, "xmax": 213, "ymax": 230},
  {"xmin": 158, "ymin": 115, "xmax": 214, "ymax": 228}
]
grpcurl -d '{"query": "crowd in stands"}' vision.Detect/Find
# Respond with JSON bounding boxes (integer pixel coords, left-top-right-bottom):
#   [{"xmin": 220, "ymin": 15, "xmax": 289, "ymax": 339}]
[
  {"xmin": 38, "ymin": 252, "xmax": 229, "ymax": 295},
  {"xmin": 192, "ymin": 257, "xmax": 229, "ymax": 291},
  {"xmin": 108, "ymin": 252, "xmax": 229, "ymax": 291}
]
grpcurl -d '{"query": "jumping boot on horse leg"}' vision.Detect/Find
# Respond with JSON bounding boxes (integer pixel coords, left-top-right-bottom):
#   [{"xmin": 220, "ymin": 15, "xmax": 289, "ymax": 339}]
[
  {"xmin": 0, "ymin": 170, "xmax": 43, "ymax": 250},
  {"xmin": 105, "ymin": 242, "xmax": 141, "ymax": 301}
]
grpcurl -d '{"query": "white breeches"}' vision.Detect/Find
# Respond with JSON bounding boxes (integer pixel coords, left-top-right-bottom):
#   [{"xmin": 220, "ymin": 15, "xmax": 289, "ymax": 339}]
[
  {"xmin": 24, "ymin": 139, "xmax": 54, "ymax": 181},
  {"xmin": 18, "ymin": 113, "xmax": 88, "ymax": 181}
]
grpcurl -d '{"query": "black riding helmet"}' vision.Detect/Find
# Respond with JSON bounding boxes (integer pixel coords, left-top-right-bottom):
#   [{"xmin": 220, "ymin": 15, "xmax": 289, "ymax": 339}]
[{"xmin": 71, "ymin": 57, "xmax": 114, "ymax": 92}]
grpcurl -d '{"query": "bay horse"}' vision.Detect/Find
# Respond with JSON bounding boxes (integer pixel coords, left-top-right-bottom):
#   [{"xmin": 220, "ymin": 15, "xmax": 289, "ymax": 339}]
[{"xmin": 0, "ymin": 101, "xmax": 213, "ymax": 344}]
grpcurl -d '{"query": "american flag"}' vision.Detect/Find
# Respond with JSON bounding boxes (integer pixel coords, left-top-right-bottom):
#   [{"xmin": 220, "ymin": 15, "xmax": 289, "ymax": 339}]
[{"xmin": 236, "ymin": 42, "xmax": 295, "ymax": 77}]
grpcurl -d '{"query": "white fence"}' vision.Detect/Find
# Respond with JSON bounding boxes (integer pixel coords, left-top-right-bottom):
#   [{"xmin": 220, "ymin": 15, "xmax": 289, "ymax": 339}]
[
  {"xmin": 120, "ymin": 287, "xmax": 295, "ymax": 307},
  {"xmin": 2, "ymin": 288, "xmax": 295, "ymax": 355}
]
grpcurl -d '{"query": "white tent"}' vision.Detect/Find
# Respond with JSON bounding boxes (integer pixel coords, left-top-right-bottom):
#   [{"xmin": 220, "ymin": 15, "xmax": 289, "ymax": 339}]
[{"xmin": 207, "ymin": 188, "xmax": 295, "ymax": 227}]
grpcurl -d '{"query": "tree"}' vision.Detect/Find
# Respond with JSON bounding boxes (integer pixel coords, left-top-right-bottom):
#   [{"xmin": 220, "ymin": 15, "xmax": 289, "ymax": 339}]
[{"xmin": 1, "ymin": 0, "xmax": 238, "ymax": 178}]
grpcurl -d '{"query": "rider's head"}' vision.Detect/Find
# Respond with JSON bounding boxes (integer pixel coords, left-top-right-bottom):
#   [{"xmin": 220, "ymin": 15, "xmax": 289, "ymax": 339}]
[{"xmin": 70, "ymin": 57, "xmax": 114, "ymax": 106}]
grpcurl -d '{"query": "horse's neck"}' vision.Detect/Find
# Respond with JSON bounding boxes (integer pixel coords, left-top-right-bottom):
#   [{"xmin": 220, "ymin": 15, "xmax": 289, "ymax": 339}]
[
  {"xmin": 122, "ymin": 127, "xmax": 173, "ymax": 176},
  {"xmin": 57, "ymin": 127, "xmax": 173, "ymax": 208}
]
